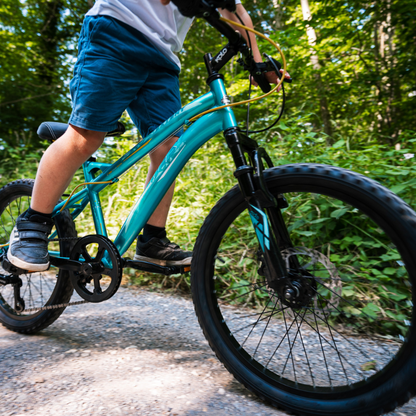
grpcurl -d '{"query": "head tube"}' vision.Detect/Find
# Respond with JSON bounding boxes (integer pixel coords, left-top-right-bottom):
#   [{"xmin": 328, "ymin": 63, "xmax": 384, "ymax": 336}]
[{"xmin": 209, "ymin": 77, "xmax": 238, "ymax": 130}]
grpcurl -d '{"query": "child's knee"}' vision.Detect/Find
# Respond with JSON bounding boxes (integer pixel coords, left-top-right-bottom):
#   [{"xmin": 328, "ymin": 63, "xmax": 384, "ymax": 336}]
[
  {"xmin": 66, "ymin": 125, "xmax": 106, "ymax": 156},
  {"xmin": 150, "ymin": 136, "xmax": 179, "ymax": 162}
]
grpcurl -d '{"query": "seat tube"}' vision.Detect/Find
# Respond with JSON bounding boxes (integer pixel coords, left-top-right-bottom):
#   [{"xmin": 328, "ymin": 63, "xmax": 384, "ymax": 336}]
[{"xmin": 83, "ymin": 162, "xmax": 107, "ymax": 237}]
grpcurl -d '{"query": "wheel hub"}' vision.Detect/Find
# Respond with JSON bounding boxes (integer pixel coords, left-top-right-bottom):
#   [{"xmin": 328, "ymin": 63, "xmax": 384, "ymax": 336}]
[
  {"xmin": 259, "ymin": 247, "xmax": 342, "ymax": 314},
  {"xmin": 280, "ymin": 274, "xmax": 317, "ymax": 309}
]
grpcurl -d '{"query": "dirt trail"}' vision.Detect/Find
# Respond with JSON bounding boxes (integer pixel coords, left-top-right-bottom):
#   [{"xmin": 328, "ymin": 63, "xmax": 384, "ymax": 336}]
[{"xmin": 1, "ymin": 287, "xmax": 415, "ymax": 416}]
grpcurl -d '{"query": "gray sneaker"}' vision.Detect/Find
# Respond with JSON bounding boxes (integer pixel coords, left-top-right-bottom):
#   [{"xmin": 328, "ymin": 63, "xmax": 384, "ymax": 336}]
[
  {"xmin": 7, "ymin": 216, "xmax": 54, "ymax": 272},
  {"xmin": 134, "ymin": 235, "xmax": 192, "ymax": 266}
]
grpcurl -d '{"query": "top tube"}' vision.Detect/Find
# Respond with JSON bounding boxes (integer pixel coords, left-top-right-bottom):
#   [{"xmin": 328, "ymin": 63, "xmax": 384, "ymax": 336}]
[{"xmin": 53, "ymin": 77, "xmax": 237, "ymax": 216}]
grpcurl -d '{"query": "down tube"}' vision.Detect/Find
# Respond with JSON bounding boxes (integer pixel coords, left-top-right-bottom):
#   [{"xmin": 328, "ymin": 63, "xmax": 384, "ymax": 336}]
[{"xmin": 114, "ymin": 111, "xmax": 225, "ymax": 256}]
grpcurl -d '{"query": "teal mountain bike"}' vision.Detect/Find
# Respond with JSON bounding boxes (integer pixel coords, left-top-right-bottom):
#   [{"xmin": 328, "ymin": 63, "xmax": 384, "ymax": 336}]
[{"xmin": 1, "ymin": 8, "xmax": 416, "ymax": 416}]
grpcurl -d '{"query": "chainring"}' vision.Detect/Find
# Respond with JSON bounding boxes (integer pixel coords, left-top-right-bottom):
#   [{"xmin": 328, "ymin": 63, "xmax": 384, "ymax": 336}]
[{"xmin": 69, "ymin": 235, "xmax": 123, "ymax": 303}]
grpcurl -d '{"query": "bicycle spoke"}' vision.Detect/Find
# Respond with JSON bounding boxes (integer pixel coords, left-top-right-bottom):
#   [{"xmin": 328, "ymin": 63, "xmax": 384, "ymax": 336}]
[
  {"xmin": 293, "ymin": 306, "xmax": 366, "ymax": 379},
  {"xmin": 292, "ymin": 310, "xmax": 316, "ymax": 387},
  {"xmin": 281, "ymin": 307, "xmax": 298, "ymax": 382},
  {"xmin": 0, "ymin": 215, "xmax": 11, "ymax": 240},
  {"xmin": 309, "ymin": 284, "xmax": 393, "ymax": 359},
  {"xmin": 27, "ymin": 276, "xmax": 35, "ymax": 309},
  {"xmin": 315, "ymin": 290, "xmax": 350, "ymax": 384},
  {"xmin": 311, "ymin": 301, "xmax": 333, "ymax": 387},
  {"xmin": 252, "ymin": 296, "xmax": 280, "ymax": 359},
  {"xmin": 228, "ymin": 309, "xmax": 278, "ymax": 321},
  {"xmin": 17, "ymin": 196, "xmax": 22, "ymax": 216},
  {"xmin": 240, "ymin": 295, "xmax": 273, "ymax": 348},
  {"xmin": 222, "ymin": 280, "xmax": 269, "ymax": 302},
  {"xmin": 6, "ymin": 206, "xmax": 15, "ymax": 226},
  {"xmin": 231, "ymin": 304, "xmax": 289, "ymax": 335}
]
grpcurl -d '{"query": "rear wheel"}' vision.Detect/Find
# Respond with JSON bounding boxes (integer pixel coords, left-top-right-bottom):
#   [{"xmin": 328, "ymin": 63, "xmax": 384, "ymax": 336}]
[
  {"xmin": 192, "ymin": 164, "xmax": 416, "ymax": 416},
  {"xmin": 0, "ymin": 179, "xmax": 77, "ymax": 334}
]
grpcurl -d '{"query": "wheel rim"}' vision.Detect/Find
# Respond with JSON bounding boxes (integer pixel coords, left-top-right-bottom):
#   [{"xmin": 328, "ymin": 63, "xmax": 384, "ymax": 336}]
[
  {"xmin": 208, "ymin": 188, "xmax": 414, "ymax": 395},
  {"xmin": 0, "ymin": 190, "xmax": 63, "ymax": 319}
]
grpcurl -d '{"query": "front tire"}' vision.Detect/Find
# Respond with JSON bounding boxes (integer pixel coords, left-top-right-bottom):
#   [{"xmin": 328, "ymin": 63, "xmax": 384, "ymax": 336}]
[
  {"xmin": 191, "ymin": 163, "xmax": 416, "ymax": 416},
  {"xmin": 0, "ymin": 179, "xmax": 77, "ymax": 334}
]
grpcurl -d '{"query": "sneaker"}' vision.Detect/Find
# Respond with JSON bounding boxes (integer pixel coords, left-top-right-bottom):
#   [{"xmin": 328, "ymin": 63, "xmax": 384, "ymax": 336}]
[
  {"xmin": 7, "ymin": 216, "xmax": 53, "ymax": 272},
  {"xmin": 134, "ymin": 235, "xmax": 192, "ymax": 266}
]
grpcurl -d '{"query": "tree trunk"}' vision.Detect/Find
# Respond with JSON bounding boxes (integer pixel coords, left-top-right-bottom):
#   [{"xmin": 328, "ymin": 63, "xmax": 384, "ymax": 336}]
[
  {"xmin": 272, "ymin": 0, "xmax": 284, "ymax": 30},
  {"xmin": 300, "ymin": 0, "xmax": 333, "ymax": 142}
]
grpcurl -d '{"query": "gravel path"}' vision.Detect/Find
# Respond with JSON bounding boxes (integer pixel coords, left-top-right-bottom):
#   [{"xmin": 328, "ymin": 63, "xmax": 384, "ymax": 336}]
[{"xmin": 1, "ymin": 287, "xmax": 416, "ymax": 416}]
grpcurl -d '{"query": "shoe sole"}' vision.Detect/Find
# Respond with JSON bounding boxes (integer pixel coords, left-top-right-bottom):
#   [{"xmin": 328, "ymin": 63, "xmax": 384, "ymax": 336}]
[
  {"xmin": 133, "ymin": 254, "xmax": 192, "ymax": 266},
  {"xmin": 7, "ymin": 229, "xmax": 50, "ymax": 272}
]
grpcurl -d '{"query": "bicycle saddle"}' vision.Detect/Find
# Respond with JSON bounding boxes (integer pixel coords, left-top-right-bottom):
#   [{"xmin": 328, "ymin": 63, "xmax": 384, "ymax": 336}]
[{"xmin": 37, "ymin": 121, "xmax": 126, "ymax": 143}]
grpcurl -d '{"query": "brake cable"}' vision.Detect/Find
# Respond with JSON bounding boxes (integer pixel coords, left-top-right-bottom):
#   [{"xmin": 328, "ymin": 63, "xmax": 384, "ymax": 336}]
[
  {"xmin": 234, "ymin": 12, "xmax": 253, "ymax": 136},
  {"xmin": 188, "ymin": 16, "xmax": 287, "ymax": 123},
  {"xmin": 233, "ymin": 13, "xmax": 286, "ymax": 135},
  {"xmin": 248, "ymin": 58, "xmax": 286, "ymax": 135}
]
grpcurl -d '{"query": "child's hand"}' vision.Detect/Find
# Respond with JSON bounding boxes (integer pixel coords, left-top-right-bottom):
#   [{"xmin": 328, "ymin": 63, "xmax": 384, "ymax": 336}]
[{"xmin": 250, "ymin": 69, "xmax": 291, "ymax": 91}]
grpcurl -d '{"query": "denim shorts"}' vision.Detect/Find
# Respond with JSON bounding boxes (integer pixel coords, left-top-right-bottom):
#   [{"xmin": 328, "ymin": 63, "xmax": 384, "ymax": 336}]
[{"xmin": 69, "ymin": 16, "xmax": 182, "ymax": 137}]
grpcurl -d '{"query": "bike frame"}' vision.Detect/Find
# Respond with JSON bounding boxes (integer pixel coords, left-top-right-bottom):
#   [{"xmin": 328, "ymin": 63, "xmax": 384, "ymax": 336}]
[{"xmin": 51, "ymin": 78, "xmax": 237, "ymax": 258}]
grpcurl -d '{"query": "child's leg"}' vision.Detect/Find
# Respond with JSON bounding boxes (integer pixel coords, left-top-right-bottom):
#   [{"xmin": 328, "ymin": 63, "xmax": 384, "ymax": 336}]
[
  {"xmin": 134, "ymin": 135, "xmax": 192, "ymax": 266},
  {"xmin": 145, "ymin": 135, "xmax": 178, "ymax": 228},
  {"xmin": 7, "ymin": 125, "xmax": 106, "ymax": 271},
  {"xmin": 31, "ymin": 125, "xmax": 106, "ymax": 214}
]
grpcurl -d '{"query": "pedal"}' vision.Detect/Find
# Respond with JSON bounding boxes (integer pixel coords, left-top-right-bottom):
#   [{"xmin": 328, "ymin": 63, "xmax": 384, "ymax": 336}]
[
  {"xmin": 123, "ymin": 258, "xmax": 191, "ymax": 275},
  {"xmin": 1, "ymin": 256, "xmax": 28, "ymax": 276}
]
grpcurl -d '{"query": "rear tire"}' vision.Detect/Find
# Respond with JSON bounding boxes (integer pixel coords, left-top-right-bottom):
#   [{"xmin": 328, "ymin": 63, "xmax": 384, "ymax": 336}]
[
  {"xmin": 191, "ymin": 163, "xmax": 416, "ymax": 416},
  {"xmin": 0, "ymin": 179, "xmax": 77, "ymax": 334}
]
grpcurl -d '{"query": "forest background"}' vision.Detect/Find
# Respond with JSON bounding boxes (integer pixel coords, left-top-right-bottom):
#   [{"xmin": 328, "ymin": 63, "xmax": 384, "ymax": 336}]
[{"xmin": 0, "ymin": 0, "xmax": 415, "ymax": 289}]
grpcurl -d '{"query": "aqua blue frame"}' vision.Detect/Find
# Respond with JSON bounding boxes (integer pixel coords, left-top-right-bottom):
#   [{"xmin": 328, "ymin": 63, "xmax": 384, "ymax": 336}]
[{"xmin": 51, "ymin": 78, "xmax": 237, "ymax": 258}]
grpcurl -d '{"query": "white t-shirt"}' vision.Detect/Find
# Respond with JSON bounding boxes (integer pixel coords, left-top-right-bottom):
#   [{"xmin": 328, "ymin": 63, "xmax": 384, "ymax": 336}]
[{"xmin": 87, "ymin": 0, "xmax": 241, "ymax": 69}]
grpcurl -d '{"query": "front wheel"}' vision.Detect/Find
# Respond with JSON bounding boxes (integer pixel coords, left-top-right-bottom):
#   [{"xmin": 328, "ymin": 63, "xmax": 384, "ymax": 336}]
[{"xmin": 192, "ymin": 163, "xmax": 416, "ymax": 416}]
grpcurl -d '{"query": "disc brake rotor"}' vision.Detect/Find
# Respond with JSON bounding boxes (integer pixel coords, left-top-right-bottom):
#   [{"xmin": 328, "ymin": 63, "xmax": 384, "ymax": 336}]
[{"xmin": 279, "ymin": 247, "xmax": 342, "ymax": 319}]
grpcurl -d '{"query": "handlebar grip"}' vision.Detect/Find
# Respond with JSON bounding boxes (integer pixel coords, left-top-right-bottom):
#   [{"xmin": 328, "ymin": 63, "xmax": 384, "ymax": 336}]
[
  {"xmin": 252, "ymin": 72, "xmax": 271, "ymax": 93},
  {"xmin": 276, "ymin": 69, "xmax": 293, "ymax": 84},
  {"xmin": 170, "ymin": 0, "xmax": 236, "ymax": 18},
  {"xmin": 169, "ymin": 0, "xmax": 201, "ymax": 17}
]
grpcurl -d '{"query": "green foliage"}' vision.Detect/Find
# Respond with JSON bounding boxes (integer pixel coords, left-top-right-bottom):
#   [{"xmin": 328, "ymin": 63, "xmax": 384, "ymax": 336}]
[
  {"xmin": 179, "ymin": 0, "xmax": 416, "ymax": 142},
  {"xmin": 0, "ymin": 0, "xmax": 88, "ymax": 150}
]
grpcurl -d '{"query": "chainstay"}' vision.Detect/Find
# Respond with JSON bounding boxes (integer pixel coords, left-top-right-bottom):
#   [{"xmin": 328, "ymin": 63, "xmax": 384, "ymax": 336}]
[{"xmin": 15, "ymin": 236, "xmax": 88, "ymax": 314}]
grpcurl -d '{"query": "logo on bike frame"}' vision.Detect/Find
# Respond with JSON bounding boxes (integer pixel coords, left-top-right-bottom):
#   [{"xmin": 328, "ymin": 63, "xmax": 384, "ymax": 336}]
[
  {"xmin": 249, "ymin": 205, "xmax": 270, "ymax": 252},
  {"xmin": 215, "ymin": 48, "xmax": 228, "ymax": 63}
]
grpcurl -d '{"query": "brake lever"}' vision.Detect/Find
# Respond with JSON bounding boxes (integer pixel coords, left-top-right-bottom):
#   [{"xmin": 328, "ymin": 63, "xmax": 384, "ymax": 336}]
[{"xmin": 263, "ymin": 53, "xmax": 293, "ymax": 83}]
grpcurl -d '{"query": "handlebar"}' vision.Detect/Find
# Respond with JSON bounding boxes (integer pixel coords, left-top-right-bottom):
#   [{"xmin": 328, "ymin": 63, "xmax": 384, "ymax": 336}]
[
  {"xmin": 169, "ymin": 0, "xmax": 236, "ymax": 18},
  {"xmin": 205, "ymin": 10, "xmax": 293, "ymax": 93},
  {"xmin": 171, "ymin": 0, "xmax": 292, "ymax": 94}
]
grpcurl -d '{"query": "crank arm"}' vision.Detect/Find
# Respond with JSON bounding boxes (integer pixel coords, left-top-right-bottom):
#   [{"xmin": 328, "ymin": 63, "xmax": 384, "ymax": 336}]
[
  {"xmin": 13, "ymin": 282, "xmax": 25, "ymax": 312},
  {"xmin": 123, "ymin": 258, "xmax": 190, "ymax": 276},
  {"xmin": 49, "ymin": 256, "xmax": 93, "ymax": 274},
  {"xmin": 0, "ymin": 274, "xmax": 23, "ymax": 286}
]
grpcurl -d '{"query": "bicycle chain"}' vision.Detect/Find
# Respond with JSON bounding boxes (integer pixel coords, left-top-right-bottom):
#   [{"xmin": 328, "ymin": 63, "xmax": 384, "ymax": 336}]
[
  {"xmin": 17, "ymin": 236, "xmax": 88, "ymax": 315},
  {"xmin": 17, "ymin": 300, "xmax": 89, "ymax": 315}
]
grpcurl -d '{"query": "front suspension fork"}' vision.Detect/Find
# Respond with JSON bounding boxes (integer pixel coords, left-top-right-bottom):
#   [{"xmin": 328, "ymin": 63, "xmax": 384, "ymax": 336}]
[{"xmin": 224, "ymin": 128, "xmax": 295, "ymax": 287}]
